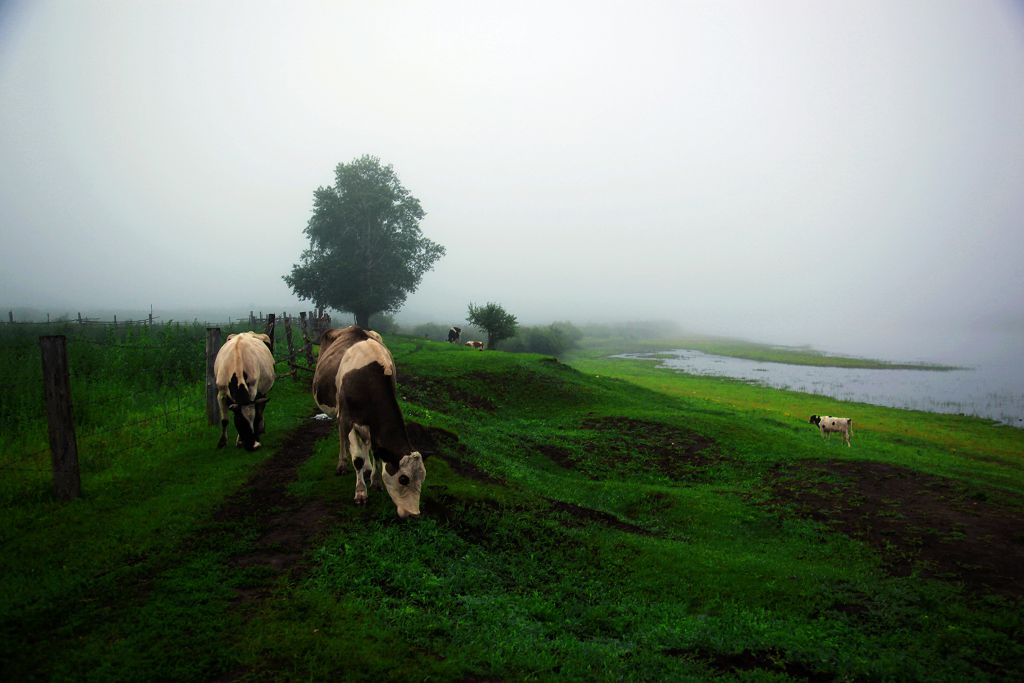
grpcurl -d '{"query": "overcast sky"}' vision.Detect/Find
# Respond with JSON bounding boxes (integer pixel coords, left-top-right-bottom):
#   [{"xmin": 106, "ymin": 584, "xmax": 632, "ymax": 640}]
[{"xmin": 1, "ymin": 0, "xmax": 1022, "ymax": 362}]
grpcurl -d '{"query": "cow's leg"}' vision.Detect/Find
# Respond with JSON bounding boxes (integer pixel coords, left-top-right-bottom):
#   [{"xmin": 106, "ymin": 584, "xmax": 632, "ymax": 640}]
[
  {"xmin": 844, "ymin": 430, "xmax": 851, "ymax": 447},
  {"xmin": 217, "ymin": 391, "xmax": 229, "ymax": 449},
  {"xmin": 335, "ymin": 415, "xmax": 350, "ymax": 475},
  {"xmin": 348, "ymin": 425, "xmax": 372, "ymax": 505},
  {"xmin": 255, "ymin": 397, "xmax": 266, "ymax": 436}
]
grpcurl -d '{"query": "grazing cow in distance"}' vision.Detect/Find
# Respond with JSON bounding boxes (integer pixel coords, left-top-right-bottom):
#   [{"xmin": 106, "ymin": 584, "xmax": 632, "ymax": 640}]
[
  {"xmin": 214, "ymin": 332, "xmax": 275, "ymax": 451},
  {"xmin": 465, "ymin": 340, "xmax": 484, "ymax": 350},
  {"xmin": 313, "ymin": 327, "xmax": 425, "ymax": 518},
  {"xmin": 809, "ymin": 415, "xmax": 853, "ymax": 447},
  {"xmin": 447, "ymin": 326, "xmax": 462, "ymax": 344}
]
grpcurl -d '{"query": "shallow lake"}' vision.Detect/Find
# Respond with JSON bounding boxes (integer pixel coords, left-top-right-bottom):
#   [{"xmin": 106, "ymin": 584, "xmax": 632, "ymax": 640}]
[{"xmin": 617, "ymin": 349, "xmax": 1024, "ymax": 427}]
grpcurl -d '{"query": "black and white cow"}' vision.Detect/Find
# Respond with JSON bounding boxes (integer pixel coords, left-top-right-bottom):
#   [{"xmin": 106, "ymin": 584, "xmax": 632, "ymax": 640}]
[
  {"xmin": 313, "ymin": 327, "xmax": 425, "ymax": 518},
  {"xmin": 214, "ymin": 332, "xmax": 275, "ymax": 451},
  {"xmin": 447, "ymin": 326, "xmax": 462, "ymax": 343},
  {"xmin": 809, "ymin": 415, "xmax": 853, "ymax": 447}
]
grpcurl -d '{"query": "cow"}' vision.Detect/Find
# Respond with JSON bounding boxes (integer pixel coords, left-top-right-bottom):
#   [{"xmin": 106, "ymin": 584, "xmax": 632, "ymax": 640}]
[
  {"xmin": 447, "ymin": 326, "xmax": 462, "ymax": 343},
  {"xmin": 313, "ymin": 327, "xmax": 425, "ymax": 518},
  {"xmin": 465, "ymin": 340, "xmax": 484, "ymax": 350},
  {"xmin": 809, "ymin": 415, "xmax": 853, "ymax": 447},
  {"xmin": 214, "ymin": 332, "xmax": 275, "ymax": 451},
  {"xmin": 312, "ymin": 325, "xmax": 384, "ymax": 417}
]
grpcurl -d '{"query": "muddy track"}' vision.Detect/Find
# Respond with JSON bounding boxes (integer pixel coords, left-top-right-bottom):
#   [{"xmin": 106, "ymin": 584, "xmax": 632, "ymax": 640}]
[
  {"xmin": 214, "ymin": 417, "xmax": 337, "ymax": 604},
  {"xmin": 768, "ymin": 459, "xmax": 1024, "ymax": 599}
]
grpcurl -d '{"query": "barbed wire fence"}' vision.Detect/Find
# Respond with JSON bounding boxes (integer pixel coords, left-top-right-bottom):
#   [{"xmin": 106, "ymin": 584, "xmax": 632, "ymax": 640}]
[{"xmin": 1, "ymin": 309, "xmax": 330, "ymax": 501}]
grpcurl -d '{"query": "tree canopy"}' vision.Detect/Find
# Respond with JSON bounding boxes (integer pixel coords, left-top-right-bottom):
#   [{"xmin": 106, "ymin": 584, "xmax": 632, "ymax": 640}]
[
  {"xmin": 284, "ymin": 156, "xmax": 445, "ymax": 328},
  {"xmin": 466, "ymin": 302, "xmax": 518, "ymax": 350}
]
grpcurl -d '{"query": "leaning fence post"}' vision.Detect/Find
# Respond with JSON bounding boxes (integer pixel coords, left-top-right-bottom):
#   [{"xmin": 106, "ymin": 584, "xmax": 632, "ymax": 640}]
[
  {"xmin": 39, "ymin": 335, "xmax": 81, "ymax": 500},
  {"xmin": 205, "ymin": 328, "xmax": 222, "ymax": 426}
]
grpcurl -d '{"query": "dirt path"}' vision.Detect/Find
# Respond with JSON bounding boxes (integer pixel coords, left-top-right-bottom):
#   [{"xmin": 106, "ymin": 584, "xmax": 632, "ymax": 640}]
[{"xmin": 214, "ymin": 417, "xmax": 337, "ymax": 603}]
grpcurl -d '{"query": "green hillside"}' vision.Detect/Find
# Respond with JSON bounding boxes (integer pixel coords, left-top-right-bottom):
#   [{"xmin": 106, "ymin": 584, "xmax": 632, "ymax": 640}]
[{"xmin": 1, "ymin": 334, "xmax": 1021, "ymax": 681}]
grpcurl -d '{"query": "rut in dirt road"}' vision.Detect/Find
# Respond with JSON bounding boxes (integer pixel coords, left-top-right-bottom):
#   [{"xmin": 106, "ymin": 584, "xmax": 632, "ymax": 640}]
[{"xmin": 214, "ymin": 417, "xmax": 337, "ymax": 603}]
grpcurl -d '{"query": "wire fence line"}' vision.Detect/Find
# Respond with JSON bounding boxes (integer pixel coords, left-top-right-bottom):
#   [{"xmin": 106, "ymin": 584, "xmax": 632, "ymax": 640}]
[{"xmin": 2, "ymin": 311, "xmax": 322, "ymax": 500}]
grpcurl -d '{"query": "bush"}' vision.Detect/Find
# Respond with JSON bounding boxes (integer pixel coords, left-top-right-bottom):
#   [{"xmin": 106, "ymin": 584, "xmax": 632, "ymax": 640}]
[{"xmin": 502, "ymin": 321, "xmax": 582, "ymax": 357}]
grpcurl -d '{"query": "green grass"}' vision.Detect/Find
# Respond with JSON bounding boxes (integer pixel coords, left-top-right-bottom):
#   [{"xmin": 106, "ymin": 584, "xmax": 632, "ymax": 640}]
[
  {"xmin": 1, "ymin": 332, "xmax": 1021, "ymax": 681},
  {"xmin": 576, "ymin": 333, "xmax": 958, "ymax": 370}
]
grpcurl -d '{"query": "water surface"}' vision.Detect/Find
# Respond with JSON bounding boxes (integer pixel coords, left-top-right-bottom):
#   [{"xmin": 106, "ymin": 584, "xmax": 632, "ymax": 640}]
[{"xmin": 617, "ymin": 349, "xmax": 1024, "ymax": 427}]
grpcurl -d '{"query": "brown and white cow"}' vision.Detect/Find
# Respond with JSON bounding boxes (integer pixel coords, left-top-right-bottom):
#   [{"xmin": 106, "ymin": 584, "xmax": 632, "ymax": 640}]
[
  {"xmin": 464, "ymin": 340, "xmax": 484, "ymax": 350},
  {"xmin": 809, "ymin": 415, "xmax": 853, "ymax": 447},
  {"xmin": 214, "ymin": 332, "xmax": 275, "ymax": 451},
  {"xmin": 313, "ymin": 327, "xmax": 425, "ymax": 518}
]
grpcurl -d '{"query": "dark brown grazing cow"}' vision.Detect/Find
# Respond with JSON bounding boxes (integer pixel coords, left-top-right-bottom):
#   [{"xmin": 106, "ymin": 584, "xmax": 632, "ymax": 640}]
[
  {"xmin": 312, "ymin": 326, "xmax": 383, "ymax": 417},
  {"xmin": 313, "ymin": 327, "xmax": 425, "ymax": 518}
]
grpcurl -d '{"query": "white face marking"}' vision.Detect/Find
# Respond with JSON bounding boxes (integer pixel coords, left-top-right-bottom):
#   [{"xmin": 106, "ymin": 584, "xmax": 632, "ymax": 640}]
[{"xmin": 382, "ymin": 452, "xmax": 426, "ymax": 519}]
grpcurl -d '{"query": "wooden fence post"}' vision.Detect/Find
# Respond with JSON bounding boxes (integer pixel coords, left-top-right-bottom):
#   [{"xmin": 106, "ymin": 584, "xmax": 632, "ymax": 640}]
[
  {"xmin": 299, "ymin": 312, "xmax": 315, "ymax": 366},
  {"xmin": 284, "ymin": 314, "xmax": 298, "ymax": 381},
  {"xmin": 39, "ymin": 336, "xmax": 81, "ymax": 500},
  {"xmin": 8, "ymin": 311, "xmax": 12, "ymax": 323},
  {"xmin": 205, "ymin": 328, "xmax": 222, "ymax": 426},
  {"xmin": 264, "ymin": 313, "xmax": 276, "ymax": 354}
]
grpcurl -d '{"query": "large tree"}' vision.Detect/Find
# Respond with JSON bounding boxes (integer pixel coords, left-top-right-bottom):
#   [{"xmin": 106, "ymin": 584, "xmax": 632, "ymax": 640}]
[
  {"xmin": 466, "ymin": 302, "xmax": 518, "ymax": 350},
  {"xmin": 284, "ymin": 156, "xmax": 445, "ymax": 328}
]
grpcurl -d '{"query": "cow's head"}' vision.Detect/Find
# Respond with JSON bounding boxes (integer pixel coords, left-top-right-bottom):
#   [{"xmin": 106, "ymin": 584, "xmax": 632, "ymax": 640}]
[
  {"xmin": 381, "ymin": 452, "xmax": 426, "ymax": 519},
  {"xmin": 229, "ymin": 397, "xmax": 270, "ymax": 451},
  {"xmin": 808, "ymin": 415, "xmax": 821, "ymax": 426}
]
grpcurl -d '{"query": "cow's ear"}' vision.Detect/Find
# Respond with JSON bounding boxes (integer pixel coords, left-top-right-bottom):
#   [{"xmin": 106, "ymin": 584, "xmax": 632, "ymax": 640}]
[{"xmin": 225, "ymin": 333, "xmax": 237, "ymax": 342}]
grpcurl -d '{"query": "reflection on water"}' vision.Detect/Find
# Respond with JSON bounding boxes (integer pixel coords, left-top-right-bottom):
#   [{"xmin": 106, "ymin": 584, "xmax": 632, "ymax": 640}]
[{"xmin": 617, "ymin": 349, "xmax": 1024, "ymax": 427}]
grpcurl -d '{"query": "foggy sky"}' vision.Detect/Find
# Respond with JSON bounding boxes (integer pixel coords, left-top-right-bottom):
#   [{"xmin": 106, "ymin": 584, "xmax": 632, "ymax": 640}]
[{"xmin": 2, "ymin": 0, "xmax": 1022, "ymax": 363}]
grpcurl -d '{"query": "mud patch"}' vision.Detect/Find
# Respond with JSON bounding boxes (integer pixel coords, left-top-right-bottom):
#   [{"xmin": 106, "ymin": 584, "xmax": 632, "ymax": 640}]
[
  {"xmin": 665, "ymin": 647, "xmax": 829, "ymax": 682},
  {"xmin": 214, "ymin": 417, "xmax": 337, "ymax": 604},
  {"xmin": 399, "ymin": 374, "xmax": 496, "ymax": 413},
  {"xmin": 406, "ymin": 421, "xmax": 505, "ymax": 485},
  {"xmin": 577, "ymin": 417, "xmax": 719, "ymax": 481},
  {"xmin": 548, "ymin": 500, "xmax": 653, "ymax": 536},
  {"xmin": 769, "ymin": 459, "xmax": 1024, "ymax": 599}
]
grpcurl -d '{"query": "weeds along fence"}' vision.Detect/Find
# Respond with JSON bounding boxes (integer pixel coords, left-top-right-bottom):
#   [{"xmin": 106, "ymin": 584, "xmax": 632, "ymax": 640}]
[{"xmin": 0, "ymin": 311, "xmax": 330, "ymax": 503}]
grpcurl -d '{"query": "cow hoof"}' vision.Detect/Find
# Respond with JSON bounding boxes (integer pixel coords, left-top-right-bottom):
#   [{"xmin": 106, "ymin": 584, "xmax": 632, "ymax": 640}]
[
  {"xmin": 252, "ymin": 441, "xmax": 261, "ymax": 450},
  {"xmin": 335, "ymin": 465, "xmax": 348, "ymax": 476},
  {"xmin": 354, "ymin": 492, "xmax": 367, "ymax": 505},
  {"xmin": 217, "ymin": 437, "xmax": 226, "ymax": 449}
]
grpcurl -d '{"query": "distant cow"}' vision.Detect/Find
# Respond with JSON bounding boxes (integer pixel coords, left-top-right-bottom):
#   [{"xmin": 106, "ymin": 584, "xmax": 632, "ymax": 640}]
[
  {"xmin": 809, "ymin": 415, "xmax": 853, "ymax": 447},
  {"xmin": 465, "ymin": 340, "xmax": 484, "ymax": 350},
  {"xmin": 313, "ymin": 327, "xmax": 425, "ymax": 518},
  {"xmin": 214, "ymin": 332, "xmax": 275, "ymax": 451},
  {"xmin": 447, "ymin": 326, "xmax": 462, "ymax": 343}
]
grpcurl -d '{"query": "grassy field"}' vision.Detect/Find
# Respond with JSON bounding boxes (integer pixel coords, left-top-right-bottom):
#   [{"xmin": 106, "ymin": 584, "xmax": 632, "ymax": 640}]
[{"xmin": 1, "ymin": 331, "xmax": 1021, "ymax": 681}]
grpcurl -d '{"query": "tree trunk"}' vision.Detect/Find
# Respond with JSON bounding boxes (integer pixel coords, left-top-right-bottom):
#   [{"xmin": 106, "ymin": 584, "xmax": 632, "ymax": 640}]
[
  {"xmin": 356, "ymin": 311, "xmax": 370, "ymax": 329},
  {"xmin": 487, "ymin": 333, "xmax": 495, "ymax": 349}
]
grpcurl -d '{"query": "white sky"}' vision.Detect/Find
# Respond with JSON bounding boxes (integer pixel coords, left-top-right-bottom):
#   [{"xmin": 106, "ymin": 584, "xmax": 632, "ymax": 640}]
[{"xmin": 1, "ymin": 0, "xmax": 1022, "ymax": 362}]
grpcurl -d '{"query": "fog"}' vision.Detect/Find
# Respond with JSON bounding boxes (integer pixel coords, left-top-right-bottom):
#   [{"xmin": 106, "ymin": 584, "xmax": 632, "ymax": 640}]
[{"xmin": 2, "ymin": 1, "xmax": 1022, "ymax": 366}]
